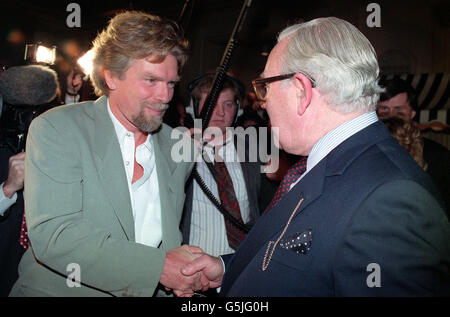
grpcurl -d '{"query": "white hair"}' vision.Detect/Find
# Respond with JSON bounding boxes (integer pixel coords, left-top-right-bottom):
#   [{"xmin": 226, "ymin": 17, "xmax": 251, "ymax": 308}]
[{"xmin": 277, "ymin": 17, "xmax": 384, "ymax": 113}]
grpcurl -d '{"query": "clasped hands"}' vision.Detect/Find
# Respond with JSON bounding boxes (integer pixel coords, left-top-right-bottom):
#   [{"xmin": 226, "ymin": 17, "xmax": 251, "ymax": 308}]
[{"xmin": 160, "ymin": 245, "xmax": 224, "ymax": 297}]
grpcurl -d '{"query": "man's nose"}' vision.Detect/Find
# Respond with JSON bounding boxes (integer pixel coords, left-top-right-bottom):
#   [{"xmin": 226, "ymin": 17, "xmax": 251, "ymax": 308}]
[
  {"xmin": 213, "ymin": 103, "xmax": 225, "ymax": 116},
  {"xmin": 155, "ymin": 83, "xmax": 172, "ymax": 104}
]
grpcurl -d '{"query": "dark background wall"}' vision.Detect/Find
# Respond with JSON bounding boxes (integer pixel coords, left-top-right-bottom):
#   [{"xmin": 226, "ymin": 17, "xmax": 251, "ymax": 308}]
[{"xmin": 0, "ymin": 0, "xmax": 449, "ymax": 102}]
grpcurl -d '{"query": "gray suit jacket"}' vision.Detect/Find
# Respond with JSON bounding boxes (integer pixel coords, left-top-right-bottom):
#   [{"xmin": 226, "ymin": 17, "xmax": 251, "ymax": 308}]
[{"xmin": 10, "ymin": 96, "xmax": 194, "ymax": 297}]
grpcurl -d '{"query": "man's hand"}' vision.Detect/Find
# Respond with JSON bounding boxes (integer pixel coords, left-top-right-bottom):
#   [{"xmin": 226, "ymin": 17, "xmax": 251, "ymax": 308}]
[
  {"xmin": 160, "ymin": 245, "xmax": 208, "ymax": 297},
  {"xmin": 3, "ymin": 152, "xmax": 25, "ymax": 198},
  {"xmin": 181, "ymin": 253, "xmax": 224, "ymax": 293},
  {"xmin": 66, "ymin": 68, "xmax": 83, "ymax": 95}
]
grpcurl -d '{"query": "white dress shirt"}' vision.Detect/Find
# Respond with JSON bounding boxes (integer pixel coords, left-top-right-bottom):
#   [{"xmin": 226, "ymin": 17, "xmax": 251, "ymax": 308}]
[
  {"xmin": 291, "ymin": 111, "xmax": 379, "ymax": 189},
  {"xmin": 64, "ymin": 93, "xmax": 80, "ymax": 105},
  {"xmin": 190, "ymin": 133, "xmax": 250, "ymax": 257},
  {"xmin": 107, "ymin": 100, "xmax": 162, "ymax": 247},
  {"xmin": 0, "ymin": 182, "xmax": 17, "ymax": 216}
]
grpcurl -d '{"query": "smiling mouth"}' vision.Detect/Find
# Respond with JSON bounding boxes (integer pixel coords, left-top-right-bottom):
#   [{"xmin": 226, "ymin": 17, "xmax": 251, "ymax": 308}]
[{"xmin": 145, "ymin": 107, "xmax": 165, "ymax": 116}]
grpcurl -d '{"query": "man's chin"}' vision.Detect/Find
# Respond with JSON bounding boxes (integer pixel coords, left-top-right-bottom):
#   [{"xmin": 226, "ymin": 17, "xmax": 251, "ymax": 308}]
[{"xmin": 134, "ymin": 117, "xmax": 163, "ymax": 133}]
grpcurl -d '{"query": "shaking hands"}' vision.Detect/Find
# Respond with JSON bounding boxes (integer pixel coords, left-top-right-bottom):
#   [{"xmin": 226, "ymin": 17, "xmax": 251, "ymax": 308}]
[{"xmin": 160, "ymin": 245, "xmax": 224, "ymax": 297}]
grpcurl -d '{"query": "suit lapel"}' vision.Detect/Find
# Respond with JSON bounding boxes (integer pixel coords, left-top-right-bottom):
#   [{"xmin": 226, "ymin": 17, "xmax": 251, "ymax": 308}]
[
  {"xmin": 222, "ymin": 121, "xmax": 392, "ymax": 293},
  {"xmin": 234, "ymin": 135, "xmax": 260, "ymax": 220},
  {"xmin": 152, "ymin": 128, "xmax": 179, "ymax": 251},
  {"xmin": 92, "ymin": 97, "xmax": 135, "ymax": 241},
  {"xmin": 222, "ymin": 159, "xmax": 326, "ymax": 292},
  {"xmin": 239, "ymin": 158, "xmax": 260, "ymax": 221}
]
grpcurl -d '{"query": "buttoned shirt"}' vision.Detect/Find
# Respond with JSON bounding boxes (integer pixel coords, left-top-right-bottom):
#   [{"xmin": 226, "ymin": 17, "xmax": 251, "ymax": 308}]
[
  {"xmin": 190, "ymin": 133, "xmax": 250, "ymax": 256},
  {"xmin": 107, "ymin": 100, "xmax": 162, "ymax": 247}
]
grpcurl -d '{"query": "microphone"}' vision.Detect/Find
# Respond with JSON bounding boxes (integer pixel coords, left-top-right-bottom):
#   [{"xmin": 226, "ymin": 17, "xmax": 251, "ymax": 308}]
[
  {"xmin": 0, "ymin": 65, "xmax": 59, "ymax": 106},
  {"xmin": 0, "ymin": 65, "xmax": 60, "ymax": 153}
]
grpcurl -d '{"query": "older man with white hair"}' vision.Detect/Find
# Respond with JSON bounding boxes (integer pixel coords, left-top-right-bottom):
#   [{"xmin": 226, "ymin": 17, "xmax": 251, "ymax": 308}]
[{"xmin": 182, "ymin": 17, "xmax": 450, "ymax": 296}]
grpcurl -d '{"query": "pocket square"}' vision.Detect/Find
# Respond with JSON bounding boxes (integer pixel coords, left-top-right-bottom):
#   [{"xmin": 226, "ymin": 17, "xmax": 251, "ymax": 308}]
[{"xmin": 279, "ymin": 229, "xmax": 313, "ymax": 254}]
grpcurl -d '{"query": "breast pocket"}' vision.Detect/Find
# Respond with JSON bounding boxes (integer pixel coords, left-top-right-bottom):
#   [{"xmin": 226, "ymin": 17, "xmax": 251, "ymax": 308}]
[
  {"xmin": 271, "ymin": 244, "xmax": 313, "ymax": 271},
  {"xmin": 265, "ymin": 228, "xmax": 314, "ymax": 272}
]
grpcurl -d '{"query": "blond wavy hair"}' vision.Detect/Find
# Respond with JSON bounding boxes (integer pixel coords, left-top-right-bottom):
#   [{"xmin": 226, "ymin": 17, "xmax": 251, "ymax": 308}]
[
  {"xmin": 90, "ymin": 10, "xmax": 189, "ymax": 96},
  {"xmin": 382, "ymin": 117, "xmax": 427, "ymax": 170}
]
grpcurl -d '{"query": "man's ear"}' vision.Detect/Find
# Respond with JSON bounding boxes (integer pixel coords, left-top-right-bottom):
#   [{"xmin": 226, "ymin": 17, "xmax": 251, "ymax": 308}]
[
  {"xmin": 292, "ymin": 72, "xmax": 313, "ymax": 116},
  {"xmin": 104, "ymin": 69, "xmax": 118, "ymax": 90},
  {"xmin": 410, "ymin": 110, "xmax": 417, "ymax": 120}
]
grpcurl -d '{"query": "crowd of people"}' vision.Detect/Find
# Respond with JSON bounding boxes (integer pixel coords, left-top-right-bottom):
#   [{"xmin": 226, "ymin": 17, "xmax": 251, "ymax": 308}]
[{"xmin": 0, "ymin": 11, "xmax": 449, "ymax": 297}]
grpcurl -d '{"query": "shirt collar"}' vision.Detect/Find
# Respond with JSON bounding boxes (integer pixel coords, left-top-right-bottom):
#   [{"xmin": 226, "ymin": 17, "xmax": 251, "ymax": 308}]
[
  {"xmin": 107, "ymin": 97, "xmax": 152, "ymax": 148},
  {"xmin": 306, "ymin": 111, "xmax": 379, "ymax": 173},
  {"xmin": 201, "ymin": 129, "xmax": 235, "ymax": 163}
]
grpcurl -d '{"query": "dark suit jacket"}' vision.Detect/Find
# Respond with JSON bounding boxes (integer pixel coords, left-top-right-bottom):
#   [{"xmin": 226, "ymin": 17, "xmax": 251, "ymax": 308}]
[
  {"xmin": 0, "ymin": 147, "xmax": 25, "ymax": 296},
  {"xmin": 423, "ymin": 137, "xmax": 450, "ymax": 219},
  {"xmin": 220, "ymin": 121, "xmax": 450, "ymax": 296},
  {"xmin": 180, "ymin": 135, "xmax": 273, "ymax": 244}
]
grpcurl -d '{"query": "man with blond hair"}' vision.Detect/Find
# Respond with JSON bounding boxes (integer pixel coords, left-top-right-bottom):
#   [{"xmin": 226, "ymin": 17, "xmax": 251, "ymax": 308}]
[
  {"xmin": 10, "ymin": 11, "xmax": 205, "ymax": 297},
  {"xmin": 182, "ymin": 17, "xmax": 450, "ymax": 296}
]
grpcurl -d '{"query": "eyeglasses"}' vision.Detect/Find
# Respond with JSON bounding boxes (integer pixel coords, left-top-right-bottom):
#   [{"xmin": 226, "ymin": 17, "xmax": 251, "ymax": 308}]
[{"xmin": 252, "ymin": 71, "xmax": 317, "ymax": 101}]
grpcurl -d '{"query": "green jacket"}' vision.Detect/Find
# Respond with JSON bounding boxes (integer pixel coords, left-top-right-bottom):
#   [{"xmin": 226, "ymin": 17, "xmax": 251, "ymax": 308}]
[{"xmin": 10, "ymin": 96, "xmax": 194, "ymax": 296}]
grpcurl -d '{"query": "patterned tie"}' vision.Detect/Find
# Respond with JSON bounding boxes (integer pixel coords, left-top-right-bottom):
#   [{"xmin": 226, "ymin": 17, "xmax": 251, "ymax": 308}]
[
  {"xmin": 214, "ymin": 161, "xmax": 246, "ymax": 250},
  {"xmin": 265, "ymin": 156, "xmax": 308, "ymax": 213},
  {"xmin": 19, "ymin": 210, "xmax": 29, "ymax": 250}
]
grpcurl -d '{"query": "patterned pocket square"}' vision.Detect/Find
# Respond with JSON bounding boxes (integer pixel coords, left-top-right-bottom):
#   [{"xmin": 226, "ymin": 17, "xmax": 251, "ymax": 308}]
[{"xmin": 279, "ymin": 229, "xmax": 313, "ymax": 254}]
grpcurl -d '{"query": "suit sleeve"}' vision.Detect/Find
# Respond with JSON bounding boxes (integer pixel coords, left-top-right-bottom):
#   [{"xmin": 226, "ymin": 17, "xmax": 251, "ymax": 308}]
[
  {"xmin": 25, "ymin": 115, "xmax": 166, "ymax": 296},
  {"xmin": 333, "ymin": 180, "xmax": 450, "ymax": 296}
]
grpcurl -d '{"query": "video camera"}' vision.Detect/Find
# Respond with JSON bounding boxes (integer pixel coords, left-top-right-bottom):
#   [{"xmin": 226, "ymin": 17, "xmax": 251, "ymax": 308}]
[{"xmin": 0, "ymin": 65, "xmax": 61, "ymax": 153}]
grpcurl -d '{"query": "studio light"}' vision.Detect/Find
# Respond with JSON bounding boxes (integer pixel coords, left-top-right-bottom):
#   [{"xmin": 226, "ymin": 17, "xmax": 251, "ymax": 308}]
[
  {"xmin": 77, "ymin": 49, "xmax": 94, "ymax": 78},
  {"xmin": 24, "ymin": 44, "xmax": 56, "ymax": 65}
]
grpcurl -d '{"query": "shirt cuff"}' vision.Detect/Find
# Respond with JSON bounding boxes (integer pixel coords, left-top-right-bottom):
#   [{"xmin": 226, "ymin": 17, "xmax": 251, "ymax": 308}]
[
  {"xmin": 216, "ymin": 255, "xmax": 227, "ymax": 293},
  {"xmin": 0, "ymin": 182, "xmax": 17, "ymax": 216}
]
